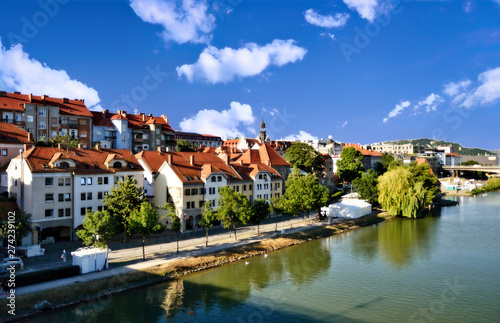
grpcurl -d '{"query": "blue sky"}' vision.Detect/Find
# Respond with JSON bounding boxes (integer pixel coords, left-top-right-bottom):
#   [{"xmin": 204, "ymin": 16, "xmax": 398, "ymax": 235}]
[{"xmin": 1, "ymin": 0, "xmax": 499, "ymax": 149}]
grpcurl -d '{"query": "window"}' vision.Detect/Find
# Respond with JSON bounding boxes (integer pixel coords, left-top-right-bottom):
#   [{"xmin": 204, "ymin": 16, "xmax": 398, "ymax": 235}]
[
  {"xmin": 209, "ymin": 187, "xmax": 215, "ymax": 195},
  {"xmin": 58, "ymin": 178, "xmax": 64, "ymax": 186},
  {"xmin": 156, "ymin": 139, "xmax": 160, "ymax": 145},
  {"xmin": 98, "ymin": 206, "xmax": 103, "ymax": 212},
  {"xmin": 185, "ymin": 189, "xmax": 191, "ymax": 196},
  {"xmin": 45, "ymin": 209, "xmax": 54, "ymax": 218},
  {"xmin": 243, "ymin": 185, "xmax": 246, "ymax": 191},
  {"xmin": 61, "ymin": 117, "xmax": 68, "ymax": 125},
  {"xmin": 198, "ymin": 188, "xmax": 205, "ymax": 195},
  {"xmin": 81, "ymin": 208, "xmax": 86, "ymax": 216},
  {"xmin": 65, "ymin": 178, "xmax": 71, "ymax": 186},
  {"xmin": 249, "ymin": 184, "xmax": 252, "ymax": 190},
  {"xmin": 79, "ymin": 119, "xmax": 88, "ymax": 126},
  {"xmin": 65, "ymin": 193, "xmax": 71, "ymax": 201},
  {"xmin": 39, "ymin": 121, "xmax": 46, "ymax": 129},
  {"xmin": 264, "ymin": 184, "xmax": 269, "ymax": 190},
  {"xmin": 58, "ymin": 193, "xmax": 64, "ymax": 202},
  {"xmin": 39, "ymin": 108, "xmax": 46, "ymax": 116},
  {"xmin": 80, "ymin": 130, "xmax": 87, "ymax": 138},
  {"xmin": 81, "ymin": 193, "xmax": 86, "ymax": 201},
  {"xmin": 264, "ymin": 194, "xmax": 269, "ymax": 199},
  {"xmin": 257, "ymin": 184, "xmax": 262, "ymax": 190},
  {"xmin": 217, "ymin": 176, "xmax": 222, "ymax": 182},
  {"xmin": 65, "ymin": 208, "xmax": 71, "ymax": 217},
  {"xmin": 156, "ymin": 128, "xmax": 160, "ymax": 134},
  {"xmin": 69, "ymin": 129, "xmax": 77, "ymax": 138},
  {"xmin": 27, "ymin": 115, "xmax": 34, "ymax": 123},
  {"xmin": 211, "ymin": 176, "xmax": 216, "ymax": 182},
  {"xmin": 259, "ymin": 174, "xmax": 263, "ymax": 179},
  {"xmin": 104, "ymin": 177, "xmax": 108, "ymax": 185},
  {"xmin": 97, "ymin": 131, "xmax": 102, "ymax": 139},
  {"xmin": 51, "ymin": 117, "xmax": 57, "ymax": 124},
  {"xmin": 98, "ymin": 177, "xmax": 102, "ymax": 185},
  {"xmin": 1, "ymin": 149, "xmax": 6, "ymax": 156},
  {"xmin": 87, "ymin": 207, "xmax": 92, "ymax": 214},
  {"xmin": 113, "ymin": 161, "xmax": 122, "ymax": 168},
  {"xmin": 14, "ymin": 179, "xmax": 17, "ymax": 186},
  {"xmin": 87, "ymin": 177, "xmax": 92, "ymax": 185},
  {"xmin": 59, "ymin": 162, "xmax": 69, "ymax": 169},
  {"xmin": 191, "ymin": 188, "xmax": 198, "ymax": 195},
  {"xmin": 87, "ymin": 192, "xmax": 92, "ymax": 200},
  {"xmin": 186, "ymin": 201, "xmax": 191, "ymax": 209},
  {"xmin": 199, "ymin": 201, "xmax": 204, "ymax": 208},
  {"xmin": 15, "ymin": 113, "xmax": 22, "ymax": 121},
  {"xmin": 81, "ymin": 177, "xmax": 86, "ymax": 185},
  {"xmin": 58, "ymin": 209, "xmax": 64, "ymax": 217},
  {"xmin": 98, "ymin": 192, "xmax": 103, "ymax": 199},
  {"xmin": 45, "ymin": 177, "xmax": 54, "ymax": 186}
]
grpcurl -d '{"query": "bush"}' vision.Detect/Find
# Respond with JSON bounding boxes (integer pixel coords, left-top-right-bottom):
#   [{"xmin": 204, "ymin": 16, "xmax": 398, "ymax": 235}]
[
  {"xmin": 484, "ymin": 178, "xmax": 500, "ymax": 191},
  {"xmin": 0, "ymin": 266, "xmax": 80, "ymax": 287}
]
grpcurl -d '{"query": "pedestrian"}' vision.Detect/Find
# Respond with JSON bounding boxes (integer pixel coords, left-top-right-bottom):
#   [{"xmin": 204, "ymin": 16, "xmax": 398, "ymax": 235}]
[
  {"xmin": 195, "ymin": 224, "xmax": 198, "ymax": 233},
  {"xmin": 61, "ymin": 249, "xmax": 66, "ymax": 262}
]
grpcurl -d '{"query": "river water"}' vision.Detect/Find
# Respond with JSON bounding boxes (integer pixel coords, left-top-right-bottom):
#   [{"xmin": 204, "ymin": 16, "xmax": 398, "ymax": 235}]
[{"xmin": 31, "ymin": 193, "xmax": 500, "ymax": 322}]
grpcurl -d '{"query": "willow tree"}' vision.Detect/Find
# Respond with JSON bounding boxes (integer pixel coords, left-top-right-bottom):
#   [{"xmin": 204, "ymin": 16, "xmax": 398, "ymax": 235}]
[{"xmin": 378, "ymin": 167, "xmax": 426, "ymax": 218}]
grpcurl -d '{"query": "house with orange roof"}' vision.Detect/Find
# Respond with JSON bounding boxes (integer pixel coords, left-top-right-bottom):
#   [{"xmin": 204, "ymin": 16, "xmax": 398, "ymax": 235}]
[
  {"xmin": 91, "ymin": 109, "xmax": 175, "ymax": 152},
  {"xmin": 0, "ymin": 91, "xmax": 94, "ymax": 148},
  {"xmin": 0, "ymin": 122, "xmax": 34, "ymax": 193},
  {"xmin": 175, "ymin": 131, "xmax": 222, "ymax": 148},
  {"xmin": 7, "ymin": 146, "xmax": 143, "ymax": 242},
  {"xmin": 341, "ymin": 144, "xmax": 384, "ymax": 172}
]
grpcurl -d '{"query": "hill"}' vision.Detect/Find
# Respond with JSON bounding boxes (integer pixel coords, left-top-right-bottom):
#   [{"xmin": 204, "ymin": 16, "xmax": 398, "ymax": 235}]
[{"xmin": 384, "ymin": 138, "xmax": 495, "ymax": 156}]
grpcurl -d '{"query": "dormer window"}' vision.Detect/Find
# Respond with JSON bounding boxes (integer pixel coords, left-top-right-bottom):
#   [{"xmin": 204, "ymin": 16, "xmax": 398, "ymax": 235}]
[
  {"xmin": 113, "ymin": 161, "xmax": 122, "ymax": 168},
  {"xmin": 211, "ymin": 176, "xmax": 216, "ymax": 182},
  {"xmin": 59, "ymin": 162, "xmax": 69, "ymax": 169},
  {"xmin": 217, "ymin": 176, "xmax": 222, "ymax": 182}
]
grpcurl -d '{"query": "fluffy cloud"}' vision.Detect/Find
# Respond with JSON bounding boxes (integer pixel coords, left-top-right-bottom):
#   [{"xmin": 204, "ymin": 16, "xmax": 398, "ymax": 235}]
[
  {"xmin": 414, "ymin": 93, "xmax": 444, "ymax": 113},
  {"xmin": 176, "ymin": 39, "xmax": 307, "ymax": 84},
  {"xmin": 179, "ymin": 101, "xmax": 255, "ymax": 139},
  {"xmin": 130, "ymin": 0, "xmax": 216, "ymax": 45},
  {"xmin": 460, "ymin": 67, "xmax": 500, "ymax": 108},
  {"xmin": 383, "ymin": 100, "xmax": 410, "ymax": 123},
  {"xmin": 304, "ymin": 9, "xmax": 349, "ymax": 28},
  {"xmin": 320, "ymin": 32, "xmax": 336, "ymax": 40},
  {"xmin": 281, "ymin": 131, "xmax": 318, "ymax": 141},
  {"xmin": 343, "ymin": 0, "xmax": 379, "ymax": 22},
  {"xmin": 443, "ymin": 79, "xmax": 472, "ymax": 97},
  {"xmin": 0, "ymin": 39, "xmax": 101, "ymax": 109}
]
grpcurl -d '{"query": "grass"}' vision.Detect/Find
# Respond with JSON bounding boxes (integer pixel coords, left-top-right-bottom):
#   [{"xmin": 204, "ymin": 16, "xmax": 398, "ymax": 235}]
[{"xmin": 0, "ymin": 211, "xmax": 391, "ymax": 321}]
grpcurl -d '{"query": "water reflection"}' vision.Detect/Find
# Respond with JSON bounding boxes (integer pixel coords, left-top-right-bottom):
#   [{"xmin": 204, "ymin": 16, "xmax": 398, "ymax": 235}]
[{"xmin": 351, "ymin": 209, "xmax": 441, "ymax": 269}]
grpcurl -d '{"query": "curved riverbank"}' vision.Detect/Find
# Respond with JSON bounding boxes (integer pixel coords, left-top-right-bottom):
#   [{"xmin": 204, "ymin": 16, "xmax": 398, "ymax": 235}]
[{"xmin": 0, "ymin": 212, "xmax": 392, "ymax": 322}]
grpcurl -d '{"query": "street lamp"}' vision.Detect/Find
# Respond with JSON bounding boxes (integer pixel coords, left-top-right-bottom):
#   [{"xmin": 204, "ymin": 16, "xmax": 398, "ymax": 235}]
[{"xmin": 92, "ymin": 234, "xmax": 100, "ymax": 272}]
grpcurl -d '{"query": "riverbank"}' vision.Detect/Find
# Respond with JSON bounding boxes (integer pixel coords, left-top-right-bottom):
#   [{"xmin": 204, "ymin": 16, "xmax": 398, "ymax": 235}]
[{"xmin": 0, "ymin": 211, "xmax": 392, "ymax": 322}]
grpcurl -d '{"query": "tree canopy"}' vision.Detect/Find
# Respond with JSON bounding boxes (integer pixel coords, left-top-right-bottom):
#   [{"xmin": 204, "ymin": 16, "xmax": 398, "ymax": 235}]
[
  {"xmin": 280, "ymin": 169, "xmax": 330, "ymax": 218},
  {"xmin": 104, "ymin": 176, "xmax": 146, "ymax": 241},
  {"xmin": 352, "ymin": 169, "xmax": 379, "ymax": 206},
  {"xmin": 199, "ymin": 201, "xmax": 218, "ymax": 247},
  {"xmin": 36, "ymin": 134, "xmax": 80, "ymax": 148},
  {"xmin": 216, "ymin": 186, "xmax": 251, "ymax": 240},
  {"xmin": 175, "ymin": 139, "xmax": 195, "ymax": 152},
  {"xmin": 284, "ymin": 142, "xmax": 324, "ymax": 174},
  {"xmin": 250, "ymin": 199, "xmax": 270, "ymax": 235},
  {"xmin": 0, "ymin": 203, "xmax": 31, "ymax": 243},
  {"xmin": 129, "ymin": 202, "xmax": 165, "ymax": 260},
  {"xmin": 336, "ymin": 147, "xmax": 364, "ymax": 183}
]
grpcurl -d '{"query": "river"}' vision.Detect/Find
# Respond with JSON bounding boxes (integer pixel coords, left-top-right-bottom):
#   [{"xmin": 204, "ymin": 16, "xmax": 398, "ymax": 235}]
[{"xmin": 30, "ymin": 192, "xmax": 500, "ymax": 322}]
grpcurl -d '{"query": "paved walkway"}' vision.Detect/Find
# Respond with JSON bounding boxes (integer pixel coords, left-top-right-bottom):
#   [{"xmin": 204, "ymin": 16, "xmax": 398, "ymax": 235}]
[{"xmin": 11, "ymin": 215, "xmax": 340, "ymax": 297}]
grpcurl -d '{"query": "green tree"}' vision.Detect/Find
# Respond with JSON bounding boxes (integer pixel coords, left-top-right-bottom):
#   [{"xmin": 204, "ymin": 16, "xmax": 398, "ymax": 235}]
[
  {"xmin": 373, "ymin": 153, "xmax": 395, "ymax": 175},
  {"xmin": 48, "ymin": 134, "xmax": 80, "ymax": 148},
  {"xmin": 269, "ymin": 196, "xmax": 284, "ymax": 232},
  {"xmin": 216, "ymin": 187, "xmax": 251, "ymax": 240},
  {"xmin": 280, "ymin": 169, "xmax": 330, "ymax": 222},
  {"xmin": 104, "ymin": 176, "xmax": 146, "ymax": 241},
  {"xmin": 378, "ymin": 167, "xmax": 427, "ymax": 218},
  {"xmin": 129, "ymin": 202, "xmax": 165, "ymax": 260},
  {"xmin": 250, "ymin": 199, "xmax": 270, "ymax": 235},
  {"xmin": 284, "ymin": 142, "xmax": 324, "ymax": 174},
  {"xmin": 175, "ymin": 139, "xmax": 195, "ymax": 152},
  {"xmin": 408, "ymin": 162, "xmax": 440, "ymax": 205},
  {"xmin": 336, "ymin": 147, "xmax": 364, "ymax": 183},
  {"xmin": 352, "ymin": 169, "xmax": 379, "ymax": 206},
  {"xmin": 0, "ymin": 204, "xmax": 31, "ymax": 244},
  {"xmin": 77, "ymin": 210, "xmax": 119, "ymax": 268},
  {"xmin": 199, "ymin": 201, "xmax": 218, "ymax": 247},
  {"xmin": 163, "ymin": 203, "xmax": 182, "ymax": 254}
]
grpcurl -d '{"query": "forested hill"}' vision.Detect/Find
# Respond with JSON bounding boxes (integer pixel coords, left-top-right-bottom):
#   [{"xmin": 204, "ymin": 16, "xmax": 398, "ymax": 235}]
[{"xmin": 385, "ymin": 138, "xmax": 495, "ymax": 156}]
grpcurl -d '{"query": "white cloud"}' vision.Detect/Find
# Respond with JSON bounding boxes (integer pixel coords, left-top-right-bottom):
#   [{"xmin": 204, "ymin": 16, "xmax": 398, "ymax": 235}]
[
  {"xmin": 282, "ymin": 131, "xmax": 318, "ymax": 141},
  {"xmin": 414, "ymin": 93, "xmax": 444, "ymax": 113},
  {"xmin": 341, "ymin": 121, "xmax": 348, "ymax": 128},
  {"xmin": 179, "ymin": 101, "xmax": 255, "ymax": 139},
  {"xmin": 343, "ymin": 0, "xmax": 379, "ymax": 22},
  {"xmin": 443, "ymin": 79, "xmax": 472, "ymax": 97},
  {"xmin": 130, "ymin": 0, "xmax": 216, "ymax": 45},
  {"xmin": 320, "ymin": 32, "xmax": 336, "ymax": 40},
  {"xmin": 460, "ymin": 66, "xmax": 500, "ymax": 108},
  {"xmin": 0, "ymin": 39, "xmax": 101, "ymax": 108},
  {"xmin": 176, "ymin": 39, "xmax": 307, "ymax": 84},
  {"xmin": 463, "ymin": 1, "xmax": 473, "ymax": 13},
  {"xmin": 304, "ymin": 9, "xmax": 349, "ymax": 28},
  {"xmin": 383, "ymin": 100, "xmax": 410, "ymax": 123}
]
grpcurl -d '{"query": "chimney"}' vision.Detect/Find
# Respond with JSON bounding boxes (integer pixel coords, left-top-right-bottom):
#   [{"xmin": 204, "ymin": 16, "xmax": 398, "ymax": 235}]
[
  {"xmin": 77, "ymin": 144, "xmax": 82, "ymax": 149},
  {"xmin": 157, "ymin": 147, "xmax": 162, "ymax": 154},
  {"xmin": 41, "ymin": 94, "xmax": 49, "ymax": 101},
  {"xmin": 95, "ymin": 143, "xmax": 101, "ymax": 151},
  {"xmin": 13, "ymin": 91, "xmax": 21, "ymax": 94},
  {"xmin": 224, "ymin": 154, "xmax": 230, "ymax": 165},
  {"xmin": 58, "ymin": 143, "xmax": 62, "ymax": 149},
  {"xmin": 63, "ymin": 98, "xmax": 69, "ymax": 104},
  {"xmin": 140, "ymin": 112, "xmax": 145, "ymax": 122},
  {"xmin": 190, "ymin": 154, "xmax": 195, "ymax": 166},
  {"xmin": 161, "ymin": 114, "xmax": 169, "ymax": 124},
  {"xmin": 0, "ymin": 91, "xmax": 6, "ymax": 97},
  {"xmin": 148, "ymin": 113, "xmax": 153, "ymax": 117},
  {"xmin": 27, "ymin": 132, "xmax": 33, "ymax": 143},
  {"xmin": 167, "ymin": 154, "xmax": 172, "ymax": 166},
  {"xmin": 28, "ymin": 93, "xmax": 32, "ymax": 102}
]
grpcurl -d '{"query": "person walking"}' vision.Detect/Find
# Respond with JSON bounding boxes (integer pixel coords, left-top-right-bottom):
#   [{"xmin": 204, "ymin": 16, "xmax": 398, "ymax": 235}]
[{"xmin": 61, "ymin": 249, "xmax": 66, "ymax": 262}]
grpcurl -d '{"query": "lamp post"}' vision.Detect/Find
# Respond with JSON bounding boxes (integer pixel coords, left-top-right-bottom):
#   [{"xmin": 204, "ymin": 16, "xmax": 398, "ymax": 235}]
[{"xmin": 93, "ymin": 234, "xmax": 99, "ymax": 272}]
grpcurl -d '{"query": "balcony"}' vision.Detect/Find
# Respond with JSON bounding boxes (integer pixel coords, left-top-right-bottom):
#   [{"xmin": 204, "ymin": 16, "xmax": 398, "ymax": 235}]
[
  {"xmin": 105, "ymin": 135, "xmax": 117, "ymax": 140},
  {"xmin": 134, "ymin": 137, "xmax": 144, "ymax": 143},
  {"xmin": 68, "ymin": 122, "xmax": 79, "ymax": 128},
  {"xmin": 1, "ymin": 118, "xmax": 14, "ymax": 124}
]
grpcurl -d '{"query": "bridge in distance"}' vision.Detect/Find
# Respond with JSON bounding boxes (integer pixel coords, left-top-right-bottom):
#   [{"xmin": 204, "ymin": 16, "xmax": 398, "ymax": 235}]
[{"xmin": 442, "ymin": 165, "xmax": 500, "ymax": 177}]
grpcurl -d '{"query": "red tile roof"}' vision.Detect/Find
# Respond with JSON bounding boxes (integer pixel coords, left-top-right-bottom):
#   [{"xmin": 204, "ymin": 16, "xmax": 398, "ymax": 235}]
[
  {"xmin": 446, "ymin": 153, "xmax": 461, "ymax": 157},
  {"xmin": 234, "ymin": 144, "xmax": 290, "ymax": 167},
  {"xmin": 0, "ymin": 122, "xmax": 33, "ymax": 144},
  {"xmin": 343, "ymin": 144, "xmax": 383, "ymax": 157},
  {"xmin": 0, "ymin": 91, "xmax": 92, "ymax": 117},
  {"xmin": 22, "ymin": 146, "xmax": 142, "ymax": 173},
  {"xmin": 94, "ymin": 110, "xmax": 174, "ymax": 132},
  {"xmin": 92, "ymin": 111, "xmax": 115, "ymax": 127}
]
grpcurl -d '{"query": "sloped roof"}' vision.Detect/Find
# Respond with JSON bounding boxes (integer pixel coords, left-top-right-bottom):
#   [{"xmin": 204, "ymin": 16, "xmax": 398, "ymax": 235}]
[
  {"xmin": 0, "ymin": 91, "xmax": 92, "ymax": 116},
  {"xmin": 97, "ymin": 111, "xmax": 174, "ymax": 132},
  {"xmin": 234, "ymin": 144, "xmax": 290, "ymax": 167},
  {"xmin": 0, "ymin": 122, "xmax": 33, "ymax": 144},
  {"xmin": 343, "ymin": 144, "xmax": 383, "ymax": 157},
  {"xmin": 92, "ymin": 111, "xmax": 115, "ymax": 127},
  {"xmin": 446, "ymin": 153, "xmax": 461, "ymax": 157},
  {"xmin": 22, "ymin": 147, "xmax": 142, "ymax": 173}
]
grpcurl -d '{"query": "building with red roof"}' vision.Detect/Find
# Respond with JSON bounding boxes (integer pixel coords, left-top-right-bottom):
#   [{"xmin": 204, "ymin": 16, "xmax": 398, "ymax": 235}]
[
  {"xmin": 175, "ymin": 131, "xmax": 222, "ymax": 148},
  {"xmin": 0, "ymin": 91, "xmax": 93, "ymax": 148},
  {"xmin": 7, "ymin": 146, "xmax": 143, "ymax": 241}
]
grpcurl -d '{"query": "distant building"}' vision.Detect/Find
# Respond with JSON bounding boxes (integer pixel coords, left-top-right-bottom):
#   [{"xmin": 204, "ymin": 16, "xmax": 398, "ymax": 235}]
[
  {"xmin": 0, "ymin": 91, "xmax": 94, "ymax": 148},
  {"xmin": 366, "ymin": 143, "xmax": 425, "ymax": 156},
  {"xmin": 174, "ymin": 131, "xmax": 222, "ymax": 148},
  {"xmin": 460, "ymin": 155, "xmax": 499, "ymax": 166},
  {"xmin": 342, "ymin": 144, "xmax": 383, "ymax": 171}
]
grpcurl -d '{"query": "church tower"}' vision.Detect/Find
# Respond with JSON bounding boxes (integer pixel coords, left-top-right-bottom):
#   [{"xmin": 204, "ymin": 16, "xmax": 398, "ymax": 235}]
[{"xmin": 258, "ymin": 114, "xmax": 267, "ymax": 143}]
